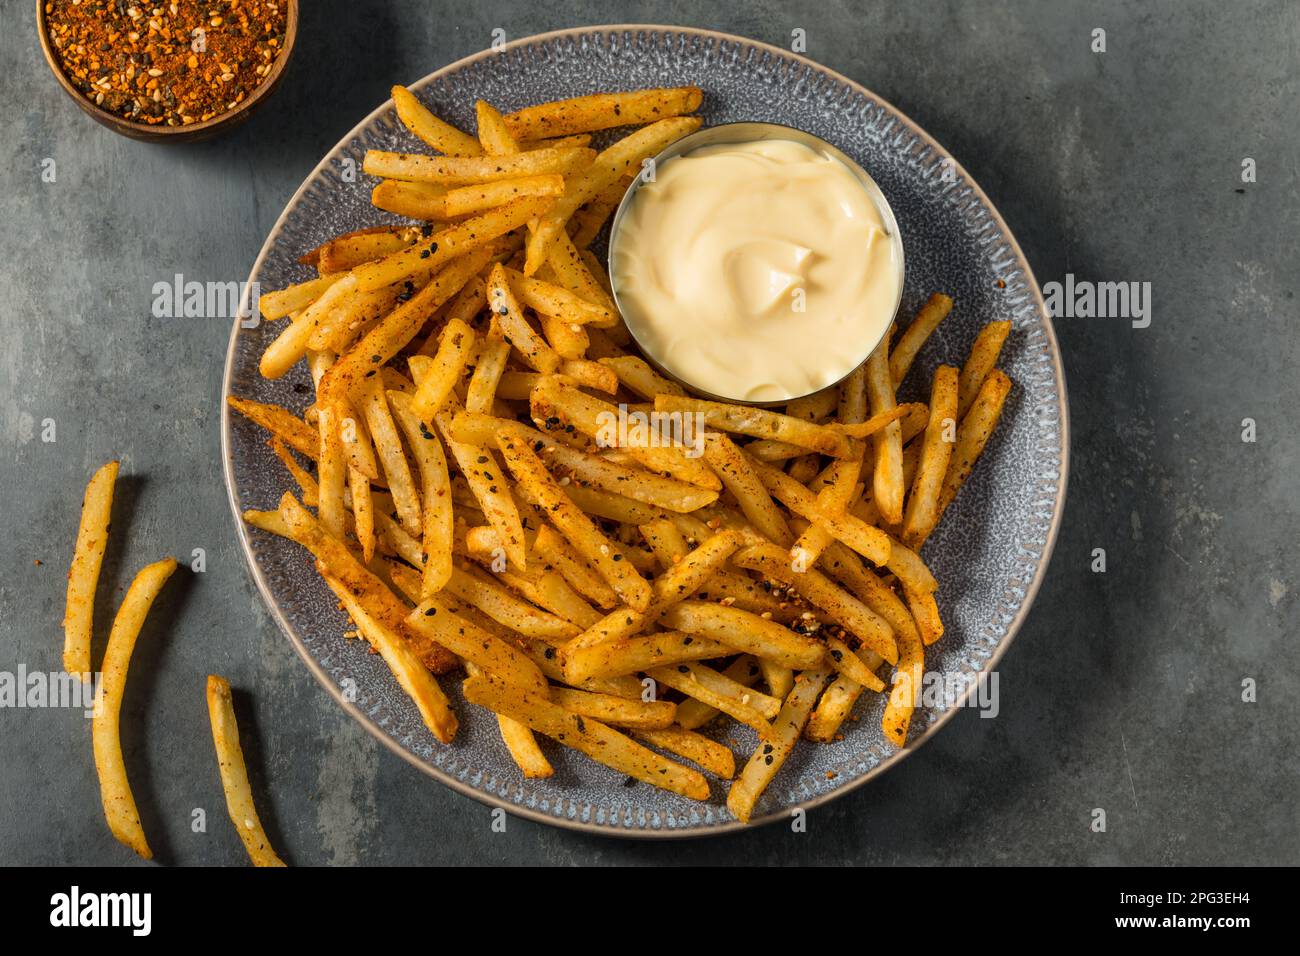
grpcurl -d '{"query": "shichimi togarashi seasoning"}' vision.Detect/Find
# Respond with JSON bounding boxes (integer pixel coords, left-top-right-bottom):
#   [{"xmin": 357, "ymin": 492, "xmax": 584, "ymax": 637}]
[{"xmin": 43, "ymin": 1, "xmax": 289, "ymax": 127}]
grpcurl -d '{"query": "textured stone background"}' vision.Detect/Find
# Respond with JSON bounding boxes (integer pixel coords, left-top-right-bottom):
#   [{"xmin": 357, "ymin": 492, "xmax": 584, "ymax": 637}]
[{"xmin": 1, "ymin": 0, "xmax": 1295, "ymax": 865}]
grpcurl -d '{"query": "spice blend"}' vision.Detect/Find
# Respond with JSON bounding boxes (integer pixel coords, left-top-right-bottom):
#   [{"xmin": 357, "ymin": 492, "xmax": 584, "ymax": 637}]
[{"xmin": 44, "ymin": 0, "xmax": 289, "ymax": 127}]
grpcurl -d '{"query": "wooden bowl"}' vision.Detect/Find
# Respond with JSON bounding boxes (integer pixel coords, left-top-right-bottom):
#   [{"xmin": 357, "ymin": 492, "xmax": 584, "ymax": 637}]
[{"xmin": 37, "ymin": 0, "xmax": 298, "ymax": 143}]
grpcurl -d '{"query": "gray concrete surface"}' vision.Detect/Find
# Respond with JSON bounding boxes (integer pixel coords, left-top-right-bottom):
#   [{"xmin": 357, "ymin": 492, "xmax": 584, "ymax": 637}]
[{"xmin": 1, "ymin": 0, "xmax": 1296, "ymax": 866}]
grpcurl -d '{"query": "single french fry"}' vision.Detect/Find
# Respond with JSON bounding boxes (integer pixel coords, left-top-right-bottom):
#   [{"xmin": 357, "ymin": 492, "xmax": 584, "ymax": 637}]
[
  {"xmin": 551, "ymin": 687, "xmax": 676, "ymax": 730},
  {"xmin": 703, "ymin": 433, "xmax": 793, "ymax": 546},
  {"xmin": 563, "ymin": 629, "xmax": 732, "ymax": 683},
  {"xmin": 465, "ymin": 332, "xmax": 512, "ymax": 415},
  {"xmin": 357, "ymin": 374, "xmax": 422, "ymax": 537},
  {"xmin": 63, "ymin": 460, "xmax": 118, "ymax": 677},
  {"xmin": 504, "ymin": 266, "xmax": 617, "ymax": 327},
  {"xmin": 656, "ymin": 394, "xmax": 855, "ymax": 459},
  {"xmin": 444, "ymin": 563, "xmax": 579, "ymax": 642},
  {"xmin": 825, "ymin": 636, "xmax": 886, "ymax": 692},
  {"xmin": 866, "ymin": 330, "xmax": 904, "ymax": 525},
  {"xmin": 387, "ymin": 391, "xmax": 454, "ymax": 594},
  {"xmin": 259, "ymin": 273, "xmax": 345, "ymax": 321},
  {"xmin": 474, "ymin": 98, "xmax": 519, "ymax": 154},
  {"xmin": 409, "ymin": 318, "xmax": 477, "ymax": 421},
  {"xmin": 316, "ymin": 404, "xmax": 348, "ymax": 539},
  {"xmin": 889, "ymin": 292, "xmax": 953, "ymax": 387},
  {"xmin": 727, "ymin": 667, "xmax": 834, "ymax": 823},
  {"xmin": 832, "ymin": 403, "xmax": 913, "ymax": 439},
  {"xmin": 347, "ymin": 466, "xmax": 377, "ymax": 562},
  {"xmin": 316, "ymin": 227, "xmax": 423, "ymax": 275},
  {"xmin": 658, "ymin": 601, "xmax": 826, "ymax": 670},
  {"xmin": 599, "ymin": 355, "xmax": 686, "ymax": 399},
  {"xmin": 205, "ymin": 675, "xmax": 288, "ymax": 866},
  {"xmin": 503, "ymin": 87, "xmax": 704, "ymax": 139},
  {"xmin": 750, "ymin": 459, "xmax": 891, "ymax": 567},
  {"xmin": 391, "ymin": 84, "xmax": 482, "ymax": 155},
  {"xmin": 227, "ymin": 396, "xmax": 318, "ymax": 460},
  {"xmin": 442, "ymin": 174, "xmax": 565, "ymax": 217},
  {"xmin": 533, "ymin": 524, "xmax": 619, "ymax": 608},
  {"xmin": 93, "ymin": 557, "xmax": 178, "ymax": 859},
  {"xmin": 634, "ymin": 728, "xmax": 736, "ymax": 779},
  {"xmin": 958, "ymin": 321, "xmax": 1012, "ymax": 419},
  {"xmin": 901, "ymin": 365, "xmax": 959, "ymax": 548},
  {"xmin": 905, "ymin": 585, "xmax": 945, "ymax": 645},
  {"xmin": 675, "ymin": 655, "xmax": 762, "ymax": 731},
  {"xmin": 647, "ymin": 664, "xmax": 779, "ymax": 740},
  {"xmin": 936, "ymin": 370, "xmax": 1012, "ymax": 523},
  {"xmin": 537, "ymin": 312, "xmax": 590, "ymax": 360},
  {"xmin": 258, "ymin": 275, "xmax": 358, "ymax": 379},
  {"xmin": 462, "ymin": 673, "xmax": 709, "ymax": 800},
  {"xmin": 371, "ymin": 179, "xmax": 451, "ymax": 220},
  {"xmin": 350, "ymin": 196, "xmax": 548, "ymax": 293},
  {"xmin": 362, "ymin": 146, "xmax": 593, "ymax": 187},
  {"xmin": 483, "ymin": 262, "xmax": 561, "ymax": 373},
  {"xmin": 269, "ymin": 438, "xmax": 318, "ymax": 506},
  {"xmin": 881, "ymin": 608, "xmax": 925, "ymax": 747}
]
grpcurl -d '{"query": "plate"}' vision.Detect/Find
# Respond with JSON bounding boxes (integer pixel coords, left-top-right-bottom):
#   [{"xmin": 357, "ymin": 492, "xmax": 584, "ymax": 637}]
[{"xmin": 221, "ymin": 25, "xmax": 1069, "ymax": 836}]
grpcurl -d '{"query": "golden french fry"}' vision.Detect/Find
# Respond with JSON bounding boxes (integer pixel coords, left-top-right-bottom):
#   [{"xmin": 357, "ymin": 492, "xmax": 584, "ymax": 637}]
[
  {"xmin": 443, "ymin": 174, "xmax": 565, "ymax": 217},
  {"xmin": 484, "ymin": 262, "xmax": 561, "ymax": 373},
  {"xmin": 702, "ymin": 433, "xmax": 793, "ymax": 546},
  {"xmin": 362, "ymin": 146, "xmax": 593, "ymax": 187},
  {"xmin": 205, "ymin": 675, "xmax": 288, "ymax": 867},
  {"xmin": 63, "ymin": 460, "xmax": 118, "ymax": 677},
  {"xmin": 391, "ymin": 85, "xmax": 482, "ymax": 155},
  {"xmin": 901, "ymin": 366, "xmax": 959, "ymax": 548},
  {"xmin": 646, "ymin": 664, "xmax": 778, "ymax": 740},
  {"xmin": 259, "ymin": 273, "xmax": 345, "ymax": 321},
  {"xmin": 958, "ymin": 321, "xmax": 1012, "ymax": 419},
  {"xmin": 634, "ymin": 728, "xmax": 736, "ymax": 779},
  {"xmin": 387, "ymin": 391, "xmax": 454, "ymax": 594},
  {"xmin": 551, "ymin": 687, "xmax": 676, "ymax": 730},
  {"xmin": 227, "ymin": 396, "xmax": 318, "ymax": 459},
  {"xmin": 865, "ymin": 329, "xmax": 904, "ymax": 525},
  {"xmin": 503, "ymin": 87, "xmax": 704, "ymax": 139},
  {"xmin": 656, "ymin": 394, "xmax": 855, "ymax": 459},
  {"xmin": 409, "ymin": 318, "xmax": 477, "ymax": 422},
  {"xmin": 93, "ymin": 557, "xmax": 177, "ymax": 859},
  {"xmin": 357, "ymin": 374, "xmax": 422, "ymax": 537},
  {"xmin": 658, "ymin": 601, "xmax": 826, "ymax": 670},
  {"xmin": 889, "ymin": 292, "xmax": 953, "ymax": 387},
  {"xmin": 371, "ymin": 179, "xmax": 451, "ymax": 220},
  {"xmin": 503, "ymin": 266, "xmax": 617, "ymax": 327},
  {"xmin": 562, "ymin": 629, "xmax": 731, "ymax": 683},
  {"xmin": 463, "ymin": 672, "xmax": 709, "ymax": 799},
  {"xmin": 936, "ymin": 370, "xmax": 1013, "ymax": 523}
]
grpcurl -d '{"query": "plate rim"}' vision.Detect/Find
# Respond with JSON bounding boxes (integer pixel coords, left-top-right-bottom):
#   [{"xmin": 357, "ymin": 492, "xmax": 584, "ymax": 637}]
[{"xmin": 220, "ymin": 23, "xmax": 1071, "ymax": 839}]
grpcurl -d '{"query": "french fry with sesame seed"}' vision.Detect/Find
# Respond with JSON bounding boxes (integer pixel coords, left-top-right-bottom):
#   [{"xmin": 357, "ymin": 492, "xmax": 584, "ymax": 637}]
[
  {"xmin": 499, "ymin": 569, "xmax": 603, "ymax": 630},
  {"xmin": 406, "ymin": 597, "xmax": 548, "ymax": 693},
  {"xmin": 824, "ymin": 636, "xmax": 886, "ymax": 693},
  {"xmin": 483, "ymin": 262, "xmax": 561, "ymax": 374},
  {"xmin": 533, "ymin": 524, "xmax": 619, "ymax": 609},
  {"xmin": 315, "ymin": 226, "xmax": 426, "ymax": 275},
  {"xmin": 391, "ymin": 85, "xmax": 482, "ymax": 156},
  {"xmin": 463, "ymin": 672, "xmax": 709, "ymax": 800},
  {"xmin": 957, "ymin": 321, "xmax": 1012, "ymax": 419},
  {"xmin": 551, "ymin": 688, "xmax": 676, "ymax": 730},
  {"xmin": 750, "ymin": 459, "xmax": 891, "ymax": 567},
  {"xmin": 902, "ymin": 365, "xmax": 959, "ymax": 548},
  {"xmin": 731, "ymin": 543, "xmax": 898, "ymax": 665},
  {"xmin": 347, "ymin": 466, "xmax": 377, "ymax": 562},
  {"xmin": 889, "ymin": 292, "xmax": 954, "ymax": 388},
  {"xmin": 62, "ymin": 460, "xmax": 118, "ymax": 677},
  {"xmin": 562, "ymin": 630, "xmax": 731, "ymax": 684},
  {"xmin": 503, "ymin": 266, "xmax": 617, "ymax": 327},
  {"xmin": 537, "ymin": 312, "xmax": 589, "ymax": 360},
  {"xmin": 259, "ymin": 273, "xmax": 346, "ymax": 322},
  {"xmin": 227, "ymin": 396, "xmax": 319, "ymax": 460},
  {"xmin": 675, "ymin": 655, "xmax": 763, "ymax": 731},
  {"xmin": 503, "ymin": 87, "xmax": 704, "ymax": 140},
  {"xmin": 316, "ymin": 404, "xmax": 348, "ymax": 539},
  {"xmin": 442, "ymin": 174, "xmax": 565, "ymax": 217},
  {"xmin": 935, "ymin": 370, "xmax": 1013, "ymax": 524},
  {"xmin": 268, "ymin": 438, "xmax": 318, "ymax": 507},
  {"xmin": 475, "ymin": 99, "xmax": 519, "ymax": 155},
  {"xmin": 831, "ymin": 403, "xmax": 915, "ymax": 440},
  {"xmin": 362, "ymin": 147, "xmax": 593, "ymax": 188},
  {"xmin": 464, "ymin": 332, "xmax": 512, "ymax": 415},
  {"xmin": 357, "ymin": 374, "xmax": 422, "ymax": 537},
  {"xmin": 93, "ymin": 557, "xmax": 177, "ymax": 859},
  {"xmin": 349, "ymin": 195, "xmax": 550, "ymax": 294},
  {"xmin": 335, "ymin": 400, "xmax": 380, "ymax": 481},
  {"xmin": 545, "ymin": 230, "xmax": 617, "ymax": 312},
  {"xmin": 371, "ymin": 179, "xmax": 452, "ymax": 221},
  {"xmin": 497, "ymin": 431, "xmax": 652, "ymax": 611},
  {"xmin": 443, "ymin": 563, "xmax": 579, "ymax": 642},
  {"xmin": 387, "ymin": 391, "xmax": 454, "ymax": 595},
  {"xmin": 205, "ymin": 675, "xmax": 288, "ymax": 867},
  {"xmin": 408, "ymin": 318, "xmax": 477, "ymax": 422},
  {"xmin": 658, "ymin": 601, "xmax": 826, "ymax": 670},
  {"xmin": 703, "ymin": 433, "xmax": 793, "ymax": 547},
  {"xmin": 524, "ymin": 117, "xmax": 702, "ymax": 274},
  {"xmin": 635, "ymin": 728, "xmax": 736, "ymax": 779},
  {"xmin": 322, "ymin": 246, "xmax": 492, "ymax": 400},
  {"xmin": 656, "ymin": 394, "xmax": 855, "ymax": 459},
  {"xmin": 599, "ymin": 355, "xmax": 686, "ymax": 400},
  {"xmin": 647, "ymin": 663, "xmax": 779, "ymax": 740},
  {"xmin": 806, "ymin": 643, "xmax": 886, "ymax": 744},
  {"xmin": 865, "ymin": 330, "xmax": 904, "ymax": 525},
  {"xmin": 727, "ymin": 667, "xmax": 833, "ymax": 822}
]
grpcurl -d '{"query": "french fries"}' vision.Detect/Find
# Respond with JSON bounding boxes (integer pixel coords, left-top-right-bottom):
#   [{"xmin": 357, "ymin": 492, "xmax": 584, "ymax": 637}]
[
  {"xmin": 230, "ymin": 80, "xmax": 1014, "ymax": 824},
  {"xmin": 205, "ymin": 675, "xmax": 288, "ymax": 866},
  {"xmin": 92, "ymin": 557, "xmax": 177, "ymax": 859},
  {"xmin": 63, "ymin": 460, "xmax": 118, "ymax": 677}
]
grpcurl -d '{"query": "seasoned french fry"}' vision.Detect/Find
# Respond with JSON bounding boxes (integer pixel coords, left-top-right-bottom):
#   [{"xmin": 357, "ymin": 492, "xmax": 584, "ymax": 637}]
[
  {"xmin": 93, "ymin": 557, "xmax": 177, "ymax": 859},
  {"xmin": 205, "ymin": 675, "xmax": 288, "ymax": 866},
  {"xmin": 443, "ymin": 174, "xmax": 565, "ymax": 217},
  {"xmin": 958, "ymin": 321, "xmax": 1012, "ymax": 419},
  {"xmin": 865, "ymin": 330, "xmax": 904, "ymax": 525},
  {"xmin": 462, "ymin": 673, "xmax": 709, "ymax": 800},
  {"xmin": 936, "ymin": 370, "xmax": 1012, "ymax": 522},
  {"xmin": 634, "ymin": 728, "xmax": 735, "ymax": 779},
  {"xmin": 484, "ymin": 262, "xmax": 561, "ymax": 373},
  {"xmin": 658, "ymin": 601, "xmax": 826, "ymax": 670},
  {"xmin": 702, "ymin": 433, "xmax": 793, "ymax": 546},
  {"xmin": 503, "ymin": 87, "xmax": 704, "ymax": 139},
  {"xmin": 889, "ymin": 292, "xmax": 953, "ymax": 387},
  {"xmin": 371, "ymin": 179, "xmax": 451, "ymax": 220},
  {"xmin": 504, "ymin": 266, "xmax": 617, "ymax": 327},
  {"xmin": 227, "ymin": 396, "xmax": 318, "ymax": 459},
  {"xmin": 269, "ymin": 438, "xmax": 318, "ymax": 506},
  {"xmin": 391, "ymin": 85, "xmax": 482, "ymax": 156},
  {"xmin": 259, "ymin": 273, "xmax": 345, "ymax": 321},
  {"xmin": 551, "ymin": 687, "xmax": 676, "ymax": 730},
  {"xmin": 409, "ymin": 318, "xmax": 477, "ymax": 422},
  {"xmin": 475, "ymin": 99, "xmax": 520, "ymax": 155},
  {"xmin": 726, "ymin": 668, "xmax": 833, "ymax": 823},
  {"xmin": 647, "ymin": 664, "xmax": 778, "ymax": 740},
  {"xmin": 444, "ymin": 563, "xmax": 579, "ymax": 642},
  {"xmin": 656, "ymin": 394, "xmax": 854, "ymax": 459},
  {"xmin": 902, "ymin": 365, "xmax": 959, "ymax": 548},
  {"xmin": 357, "ymin": 374, "xmax": 422, "ymax": 537},
  {"xmin": 362, "ymin": 146, "xmax": 593, "ymax": 187},
  {"xmin": 387, "ymin": 392, "xmax": 454, "ymax": 595},
  {"xmin": 315, "ymin": 404, "xmax": 348, "ymax": 539},
  {"xmin": 563, "ymin": 629, "xmax": 731, "ymax": 683},
  {"xmin": 63, "ymin": 460, "xmax": 118, "ymax": 677}
]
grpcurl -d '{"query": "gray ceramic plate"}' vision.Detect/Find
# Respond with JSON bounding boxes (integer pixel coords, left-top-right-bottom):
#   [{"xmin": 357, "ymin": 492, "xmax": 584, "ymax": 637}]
[{"xmin": 221, "ymin": 25, "xmax": 1069, "ymax": 837}]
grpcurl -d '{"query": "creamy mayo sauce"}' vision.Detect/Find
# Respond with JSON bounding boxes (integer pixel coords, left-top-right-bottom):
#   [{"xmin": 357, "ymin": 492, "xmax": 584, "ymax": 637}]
[{"xmin": 611, "ymin": 139, "xmax": 902, "ymax": 403}]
